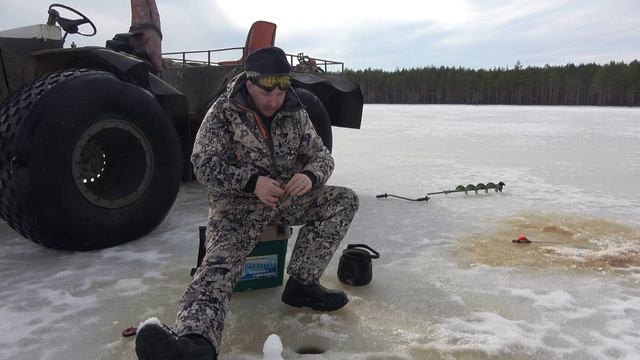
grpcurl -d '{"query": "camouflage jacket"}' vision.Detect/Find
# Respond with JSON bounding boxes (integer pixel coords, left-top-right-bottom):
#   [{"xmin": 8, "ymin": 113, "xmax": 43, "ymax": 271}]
[{"xmin": 191, "ymin": 73, "xmax": 334, "ymax": 201}]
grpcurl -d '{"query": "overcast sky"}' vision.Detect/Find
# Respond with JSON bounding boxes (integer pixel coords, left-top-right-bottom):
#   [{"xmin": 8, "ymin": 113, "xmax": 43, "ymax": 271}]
[{"xmin": 1, "ymin": 0, "xmax": 638, "ymax": 71}]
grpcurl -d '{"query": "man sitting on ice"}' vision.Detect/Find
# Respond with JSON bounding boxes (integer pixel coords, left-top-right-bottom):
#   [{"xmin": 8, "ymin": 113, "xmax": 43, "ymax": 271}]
[{"xmin": 135, "ymin": 46, "xmax": 359, "ymax": 360}]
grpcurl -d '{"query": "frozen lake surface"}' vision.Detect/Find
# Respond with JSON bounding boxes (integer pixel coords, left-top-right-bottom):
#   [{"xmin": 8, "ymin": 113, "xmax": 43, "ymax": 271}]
[{"xmin": 1, "ymin": 105, "xmax": 640, "ymax": 359}]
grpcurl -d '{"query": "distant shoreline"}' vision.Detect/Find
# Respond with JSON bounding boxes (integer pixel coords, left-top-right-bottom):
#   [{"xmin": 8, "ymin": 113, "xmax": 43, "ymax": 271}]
[
  {"xmin": 346, "ymin": 60, "xmax": 640, "ymax": 107},
  {"xmin": 362, "ymin": 103, "xmax": 639, "ymax": 107}
]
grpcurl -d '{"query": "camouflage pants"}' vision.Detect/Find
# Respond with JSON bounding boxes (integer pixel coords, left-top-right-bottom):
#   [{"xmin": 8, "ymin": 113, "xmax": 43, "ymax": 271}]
[{"xmin": 175, "ymin": 185, "xmax": 359, "ymax": 350}]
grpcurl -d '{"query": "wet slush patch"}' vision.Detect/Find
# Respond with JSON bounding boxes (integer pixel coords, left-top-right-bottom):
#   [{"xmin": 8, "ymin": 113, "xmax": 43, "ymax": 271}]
[{"xmin": 455, "ymin": 213, "xmax": 640, "ymax": 277}]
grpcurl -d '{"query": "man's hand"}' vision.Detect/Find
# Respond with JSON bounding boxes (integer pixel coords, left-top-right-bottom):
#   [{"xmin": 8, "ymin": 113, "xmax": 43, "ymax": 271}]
[
  {"xmin": 284, "ymin": 173, "xmax": 312, "ymax": 196},
  {"xmin": 255, "ymin": 176, "xmax": 285, "ymax": 208}
]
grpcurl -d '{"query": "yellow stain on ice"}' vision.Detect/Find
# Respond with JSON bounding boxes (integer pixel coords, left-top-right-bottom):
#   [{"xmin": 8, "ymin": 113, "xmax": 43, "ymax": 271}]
[{"xmin": 455, "ymin": 213, "xmax": 640, "ymax": 276}]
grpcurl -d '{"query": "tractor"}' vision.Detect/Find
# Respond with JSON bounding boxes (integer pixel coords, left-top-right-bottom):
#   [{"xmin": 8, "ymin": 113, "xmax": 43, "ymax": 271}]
[{"xmin": 0, "ymin": 3, "xmax": 363, "ymax": 251}]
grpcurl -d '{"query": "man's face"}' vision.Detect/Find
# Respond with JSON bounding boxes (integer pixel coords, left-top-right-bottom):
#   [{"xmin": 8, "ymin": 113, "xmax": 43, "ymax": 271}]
[{"xmin": 246, "ymin": 81, "xmax": 287, "ymax": 118}]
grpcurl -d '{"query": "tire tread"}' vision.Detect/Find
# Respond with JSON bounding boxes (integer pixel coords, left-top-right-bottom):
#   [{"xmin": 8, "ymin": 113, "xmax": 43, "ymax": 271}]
[{"xmin": 0, "ymin": 69, "xmax": 127, "ymax": 248}]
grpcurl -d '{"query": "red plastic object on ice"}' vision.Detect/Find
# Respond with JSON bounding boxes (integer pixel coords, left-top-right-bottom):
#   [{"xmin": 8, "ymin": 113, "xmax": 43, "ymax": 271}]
[
  {"xmin": 512, "ymin": 233, "xmax": 531, "ymax": 244},
  {"xmin": 122, "ymin": 327, "xmax": 138, "ymax": 337}
]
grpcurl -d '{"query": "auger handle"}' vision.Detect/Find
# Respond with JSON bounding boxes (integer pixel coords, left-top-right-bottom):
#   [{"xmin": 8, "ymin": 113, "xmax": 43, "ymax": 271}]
[{"xmin": 376, "ymin": 193, "xmax": 429, "ymax": 202}]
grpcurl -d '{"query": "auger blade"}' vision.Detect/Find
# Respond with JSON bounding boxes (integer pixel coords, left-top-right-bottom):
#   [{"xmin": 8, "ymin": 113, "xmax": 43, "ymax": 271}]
[
  {"xmin": 486, "ymin": 182, "xmax": 505, "ymax": 192},
  {"xmin": 465, "ymin": 184, "xmax": 477, "ymax": 194}
]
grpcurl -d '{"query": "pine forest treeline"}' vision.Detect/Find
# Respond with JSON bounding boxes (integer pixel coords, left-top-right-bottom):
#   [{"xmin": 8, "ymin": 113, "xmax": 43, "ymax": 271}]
[{"xmin": 343, "ymin": 60, "xmax": 640, "ymax": 106}]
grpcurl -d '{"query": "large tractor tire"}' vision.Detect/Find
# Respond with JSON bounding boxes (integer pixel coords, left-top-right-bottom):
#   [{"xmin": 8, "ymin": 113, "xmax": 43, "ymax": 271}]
[
  {"xmin": 294, "ymin": 88, "xmax": 332, "ymax": 152},
  {"xmin": 0, "ymin": 69, "xmax": 182, "ymax": 250}
]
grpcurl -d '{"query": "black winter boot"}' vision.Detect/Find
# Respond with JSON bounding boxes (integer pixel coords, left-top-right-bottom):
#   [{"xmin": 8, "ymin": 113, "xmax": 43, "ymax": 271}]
[
  {"xmin": 281, "ymin": 277, "xmax": 348, "ymax": 311},
  {"xmin": 135, "ymin": 319, "xmax": 216, "ymax": 360}
]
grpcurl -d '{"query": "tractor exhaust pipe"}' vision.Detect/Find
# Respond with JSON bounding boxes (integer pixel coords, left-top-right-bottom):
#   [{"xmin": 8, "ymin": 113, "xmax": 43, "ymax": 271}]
[{"xmin": 130, "ymin": 0, "xmax": 162, "ymax": 73}]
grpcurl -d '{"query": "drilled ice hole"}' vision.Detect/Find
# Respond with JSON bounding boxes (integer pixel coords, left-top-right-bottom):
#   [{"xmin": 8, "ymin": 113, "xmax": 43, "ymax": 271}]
[{"xmin": 295, "ymin": 345, "xmax": 326, "ymax": 354}]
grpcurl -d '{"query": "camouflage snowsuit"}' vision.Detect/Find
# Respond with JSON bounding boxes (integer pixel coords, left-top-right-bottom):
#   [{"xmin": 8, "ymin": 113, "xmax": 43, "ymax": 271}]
[{"xmin": 176, "ymin": 73, "xmax": 359, "ymax": 350}]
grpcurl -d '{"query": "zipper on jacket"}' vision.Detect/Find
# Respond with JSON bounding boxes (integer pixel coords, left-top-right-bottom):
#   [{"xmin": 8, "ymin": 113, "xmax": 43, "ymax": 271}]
[{"xmin": 233, "ymin": 99, "xmax": 297, "ymax": 182}]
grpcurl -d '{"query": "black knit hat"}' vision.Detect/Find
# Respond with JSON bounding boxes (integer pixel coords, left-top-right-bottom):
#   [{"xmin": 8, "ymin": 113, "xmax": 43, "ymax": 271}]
[{"xmin": 245, "ymin": 47, "xmax": 291, "ymax": 75}]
